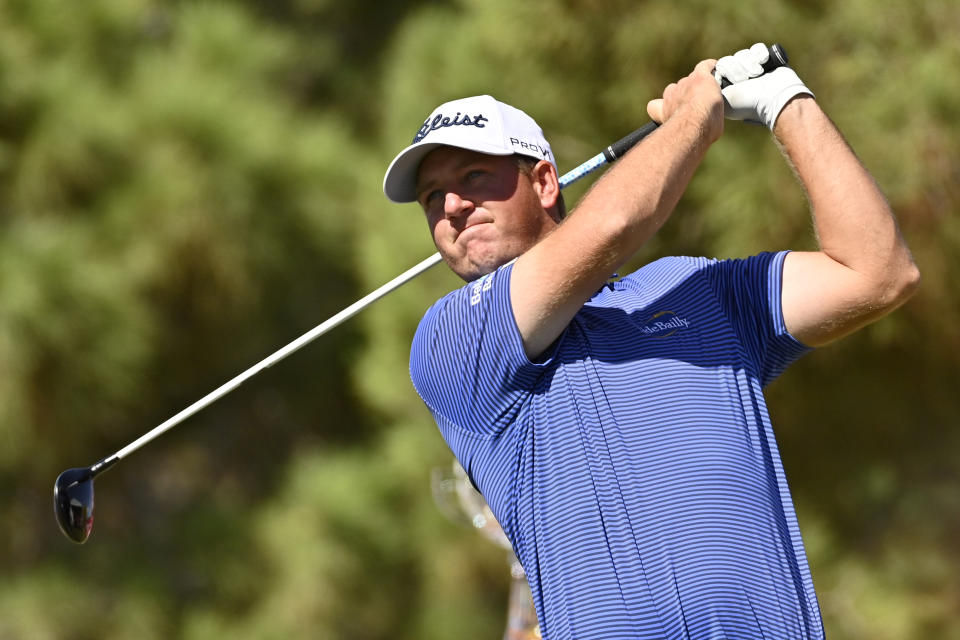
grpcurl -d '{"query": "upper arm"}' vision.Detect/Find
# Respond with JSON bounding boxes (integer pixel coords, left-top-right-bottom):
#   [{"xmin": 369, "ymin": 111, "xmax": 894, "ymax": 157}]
[
  {"xmin": 510, "ymin": 211, "xmax": 624, "ymax": 360},
  {"xmin": 774, "ymin": 99, "xmax": 921, "ymax": 348},
  {"xmin": 781, "ymin": 250, "xmax": 916, "ymax": 347},
  {"xmin": 411, "ymin": 267, "xmax": 548, "ymax": 436},
  {"xmin": 704, "ymin": 252, "xmax": 811, "ymax": 385}
]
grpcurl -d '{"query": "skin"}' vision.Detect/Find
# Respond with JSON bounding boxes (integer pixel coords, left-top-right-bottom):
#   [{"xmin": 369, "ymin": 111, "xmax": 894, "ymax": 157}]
[
  {"xmin": 416, "ymin": 150, "xmax": 563, "ymax": 282},
  {"xmin": 415, "ymin": 58, "xmax": 919, "ymax": 359},
  {"xmin": 773, "ymin": 98, "xmax": 920, "ymax": 345}
]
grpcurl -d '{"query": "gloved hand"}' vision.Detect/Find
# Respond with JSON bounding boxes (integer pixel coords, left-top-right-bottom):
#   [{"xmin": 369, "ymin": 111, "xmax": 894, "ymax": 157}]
[{"xmin": 715, "ymin": 42, "xmax": 814, "ymax": 130}]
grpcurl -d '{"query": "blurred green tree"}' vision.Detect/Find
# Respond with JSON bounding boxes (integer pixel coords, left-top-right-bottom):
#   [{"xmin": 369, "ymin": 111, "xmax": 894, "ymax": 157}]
[{"xmin": 1, "ymin": 0, "xmax": 957, "ymax": 638}]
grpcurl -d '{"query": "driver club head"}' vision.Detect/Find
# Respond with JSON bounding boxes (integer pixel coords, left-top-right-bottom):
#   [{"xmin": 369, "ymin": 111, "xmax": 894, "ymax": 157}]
[{"xmin": 53, "ymin": 467, "xmax": 95, "ymax": 543}]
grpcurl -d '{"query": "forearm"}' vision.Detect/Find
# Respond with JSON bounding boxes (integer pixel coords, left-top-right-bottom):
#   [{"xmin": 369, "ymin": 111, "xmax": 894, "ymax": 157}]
[
  {"xmin": 572, "ymin": 107, "xmax": 715, "ymax": 267},
  {"xmin": 546, "ymin": 64, "xmax": 725, "ymax": 284},
  {"xmin": 511, "ymin": 59, "xmax": 723, "ymax": 359},
  {"xmin": 511, "ymin": 108, "xmax": 714, "ymax": 358}
]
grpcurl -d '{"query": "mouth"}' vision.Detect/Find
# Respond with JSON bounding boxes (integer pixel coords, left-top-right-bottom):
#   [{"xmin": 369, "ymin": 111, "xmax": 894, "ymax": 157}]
[{"xmin": 456, "ymin": 221, "xmax": 492, "ymax": 242}]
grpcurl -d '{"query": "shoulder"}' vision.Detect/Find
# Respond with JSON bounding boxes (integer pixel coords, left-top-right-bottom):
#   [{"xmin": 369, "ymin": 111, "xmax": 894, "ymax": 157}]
[
  {"xmin": 618, "ymin": 255, "xmax": 714, "ymax": 291},
  {"xmin": 626, "ymin": 253, "xmax": 788, "ymax": 282},
  {"xmin": 415, "ymin": 263, "xmax": 512, "ymax": 334},
  {"xmin": 411, "ymin": 262, "xmax": 522, "ymax": 374}
]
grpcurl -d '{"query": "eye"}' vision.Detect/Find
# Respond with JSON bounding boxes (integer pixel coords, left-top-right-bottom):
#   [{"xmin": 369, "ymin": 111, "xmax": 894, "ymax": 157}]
[{"xmin": 420, "ymin": 189, "xmax": 444, "ymax": 210}]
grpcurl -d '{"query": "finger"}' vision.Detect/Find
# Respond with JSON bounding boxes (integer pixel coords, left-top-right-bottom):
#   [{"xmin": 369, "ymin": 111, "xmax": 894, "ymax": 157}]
[
  {"xmin": 733, "ymin": 48, "xmax": 764, "ymax": 78},
  {"xmin": 749, "ymin": 42, "xmax": 770, "ymax": 64},
  {"xmin": 658, "ymin": 82, "xmax": 677, "ymax": 110},
  {"xmin": 693, "ymin": 58, "xmax": 718, "ymax": 77},
  {"xmin": 647, "ymin": 98, "xmax": 664, "ymax": 123},
  {"xmin": 715, "ymin": 55, "xmax": 748, "ymax": 84}
]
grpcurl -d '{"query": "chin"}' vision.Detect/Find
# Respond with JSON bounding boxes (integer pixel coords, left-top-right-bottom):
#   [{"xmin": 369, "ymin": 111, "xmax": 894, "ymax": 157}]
[
  {"xmin": 443, "ymin": 242, "xmax": 520, "ymax": 281},
  {"xmin": 462, "ymin": 258, "xmax": 512, "ymax": 282},
  {"xmin": 456, "ymin": 265, "xmax": 489, "ymax": 283},
  {"xmin": 443, "ymin": 253, "xmax": 493, "ymax": 282}
]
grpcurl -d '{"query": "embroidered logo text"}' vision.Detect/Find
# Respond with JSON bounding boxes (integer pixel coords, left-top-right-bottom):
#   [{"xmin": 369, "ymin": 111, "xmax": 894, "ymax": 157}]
[
  {"xmin": 639, "ymin": 310, "xmax": 690, "ymax": 337},
  {"xmin": 413, "ymin": 112, "xmax": 489, "ymax": 144}
]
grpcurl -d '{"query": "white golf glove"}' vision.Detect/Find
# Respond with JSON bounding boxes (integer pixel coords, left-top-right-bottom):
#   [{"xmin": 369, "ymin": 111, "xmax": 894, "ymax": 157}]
[{"xmin": 715, "ymin": 43, "xmax": 814, "ymax": 130}]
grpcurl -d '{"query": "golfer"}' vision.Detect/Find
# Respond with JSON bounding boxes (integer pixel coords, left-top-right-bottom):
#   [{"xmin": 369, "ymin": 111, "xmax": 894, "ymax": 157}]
[{"xmin": 383, "ymin": 44, "xmax": 918, "ymax": 639}]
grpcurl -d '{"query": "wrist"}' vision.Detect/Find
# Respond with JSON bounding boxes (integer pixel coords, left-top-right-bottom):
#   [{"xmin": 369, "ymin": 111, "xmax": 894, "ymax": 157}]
[
  {"xmin": 772, "ymin": 94, "xmax": 819, "ymax": 138},
  {"xmin": 764, "ymin": 74, "xmax": 815, "ymax": 130},
  {"xmin": 671, "ymin": 99, "xmax": 724, "ymax": 145}
]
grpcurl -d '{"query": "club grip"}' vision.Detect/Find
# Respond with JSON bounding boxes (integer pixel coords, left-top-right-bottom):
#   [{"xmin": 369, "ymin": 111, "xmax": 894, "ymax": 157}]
[{"xmin": 604, "ymin": 121, "xmax": 660, "ymax": 161}]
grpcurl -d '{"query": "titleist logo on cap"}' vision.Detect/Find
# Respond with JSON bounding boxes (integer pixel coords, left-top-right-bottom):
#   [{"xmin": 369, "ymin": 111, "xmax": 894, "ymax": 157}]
[
  {"xmin": 383, "ymin": 95, "xmax": 556, "ymax": 203},
  {"xmin": 412, "ymin": 112, "xmax": 490, "ymax": 144}
]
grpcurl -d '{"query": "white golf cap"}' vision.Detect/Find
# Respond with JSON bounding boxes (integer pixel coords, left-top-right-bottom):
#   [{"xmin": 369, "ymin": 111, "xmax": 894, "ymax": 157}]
[{"xmin": 383, "ymin": 95, "xmax": 556, "ymax": 203}]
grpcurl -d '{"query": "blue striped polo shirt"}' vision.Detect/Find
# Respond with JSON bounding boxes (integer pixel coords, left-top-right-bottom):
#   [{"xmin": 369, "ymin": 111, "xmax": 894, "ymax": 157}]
[{"xmin": 410, "ymin": 251, "xmax": 823, "ymax": 640}]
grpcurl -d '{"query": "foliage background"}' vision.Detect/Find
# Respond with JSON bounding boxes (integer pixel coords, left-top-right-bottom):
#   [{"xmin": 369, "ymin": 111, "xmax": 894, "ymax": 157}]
[{"xmin": 1, "ymin": 1, "xmax": 957, "ymax": 638}]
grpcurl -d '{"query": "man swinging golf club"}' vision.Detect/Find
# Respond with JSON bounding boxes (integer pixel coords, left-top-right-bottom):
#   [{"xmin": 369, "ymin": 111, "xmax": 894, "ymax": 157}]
[{"xmin": 383, "ymin": 43, "xmax": 919, "ymax": 639}]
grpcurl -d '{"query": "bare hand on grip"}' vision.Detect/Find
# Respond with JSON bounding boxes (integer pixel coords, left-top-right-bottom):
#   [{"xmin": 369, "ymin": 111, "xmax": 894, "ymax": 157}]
[{"xmin": 646, "ymin": 59, "xmax": 725, "ymax": 144}]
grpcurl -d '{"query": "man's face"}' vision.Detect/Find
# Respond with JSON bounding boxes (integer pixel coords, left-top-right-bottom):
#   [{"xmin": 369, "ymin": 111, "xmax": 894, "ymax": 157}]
[{"xmin": 415, "ymin": 147, "xmax": 557, "ymax": 281}]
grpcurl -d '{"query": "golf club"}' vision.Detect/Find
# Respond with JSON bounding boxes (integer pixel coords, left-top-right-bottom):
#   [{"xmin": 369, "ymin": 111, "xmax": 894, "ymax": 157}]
[{"xmin": 54, "ymin": 44, "xmax": 789, "ymax": 543}]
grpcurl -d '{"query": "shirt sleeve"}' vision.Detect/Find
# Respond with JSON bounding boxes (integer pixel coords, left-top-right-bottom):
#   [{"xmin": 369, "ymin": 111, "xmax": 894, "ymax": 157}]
[
  {"xmin": 409, "ymin": 262, "xmax": 550, "ymax": 438},
  {"xmin": 702, "ymin": 250, "xmax": 812, "ymax": 387}
]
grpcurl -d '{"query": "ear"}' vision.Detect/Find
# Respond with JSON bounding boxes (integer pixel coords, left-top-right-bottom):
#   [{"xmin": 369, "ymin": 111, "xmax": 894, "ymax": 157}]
[{"xmin": 530, "ymin": 160, "xmax": 561, "ymax": 214}]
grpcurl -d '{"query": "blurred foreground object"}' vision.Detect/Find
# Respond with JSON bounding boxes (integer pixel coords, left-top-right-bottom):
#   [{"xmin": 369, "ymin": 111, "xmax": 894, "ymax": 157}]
[{"xmin": 433, "ymin": 460, "xmax": 540, "ymax": 640}]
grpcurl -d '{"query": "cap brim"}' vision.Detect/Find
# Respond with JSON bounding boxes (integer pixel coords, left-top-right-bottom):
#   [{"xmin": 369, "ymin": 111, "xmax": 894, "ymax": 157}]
[{"xmin": 382, "ymin": 138, "xmax": 514, "ymax": 204}]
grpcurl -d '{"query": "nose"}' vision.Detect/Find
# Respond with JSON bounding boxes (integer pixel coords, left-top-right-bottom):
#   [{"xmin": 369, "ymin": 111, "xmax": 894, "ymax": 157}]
[{"xmin": 444, "ymin": 191, "xmax": 474, "ymax": 221}]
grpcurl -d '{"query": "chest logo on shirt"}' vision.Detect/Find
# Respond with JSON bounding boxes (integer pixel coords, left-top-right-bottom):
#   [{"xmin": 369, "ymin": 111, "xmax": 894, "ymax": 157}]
[{"xmin": 639, "ymin": 310, "xmax": 690, "ymax": 337}]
